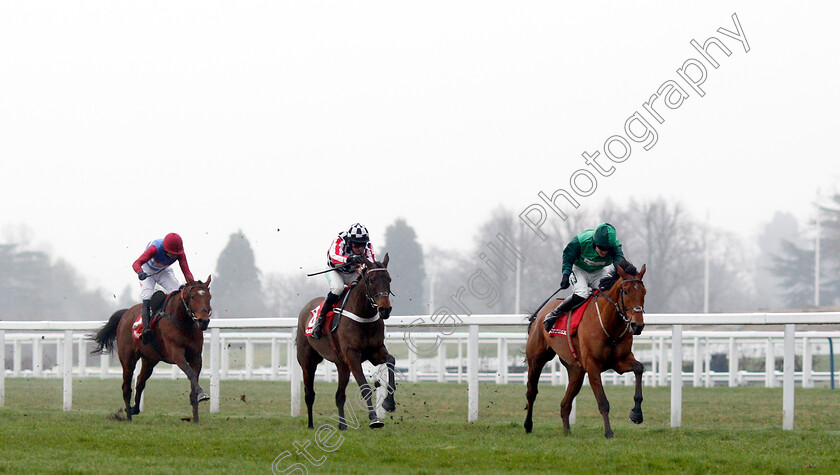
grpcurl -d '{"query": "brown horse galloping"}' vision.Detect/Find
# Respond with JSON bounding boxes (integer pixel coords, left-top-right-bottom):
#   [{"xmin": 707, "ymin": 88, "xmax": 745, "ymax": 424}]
[
  {"xmin": 297, "ymin": 255, "xmax": 397, "ymax": 430},
  {"xmin": 90, "ymin": 277, "xmax": 212, "ymax": 423},
  {"xmin": 524, "ymin": 265, "xmax": 647, "ymax": 438}
]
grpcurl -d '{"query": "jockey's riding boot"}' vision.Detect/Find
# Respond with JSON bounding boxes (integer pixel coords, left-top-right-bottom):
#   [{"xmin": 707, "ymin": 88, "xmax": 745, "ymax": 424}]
[
  {"xmin": 140, "ymin": 299, "xmax": 153, "ymax": 344},
  {"xmin": 544, "ymin": 294, "xmax": 586, "ymax": 331},
  {"xmin": 312, "ymin": 293, "xmax": 340, "ymax": 340}
]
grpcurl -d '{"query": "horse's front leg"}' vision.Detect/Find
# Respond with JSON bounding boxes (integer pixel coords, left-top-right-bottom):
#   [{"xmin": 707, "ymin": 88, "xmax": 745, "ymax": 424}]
[
  {"xmin": 173, "ymin": 350, "xmax": 206, "ymax": 423},
  {"xmin": 370, "ymin": 346, "xmax": 397, "ymax": 413},
  {"xmin": 587, "ymin": 370, "xmax": 614, "ymax": 439},
  {"xmin": 615, "ymin": 354, "xmax": 645, "ymax": 424},
  {"xmin": 188, "ymin": 357, "xmax": 205, "ymax": 423},
  {"xmin": 345, "ymin": 348, "xmax": 383, "ymax": 428}
]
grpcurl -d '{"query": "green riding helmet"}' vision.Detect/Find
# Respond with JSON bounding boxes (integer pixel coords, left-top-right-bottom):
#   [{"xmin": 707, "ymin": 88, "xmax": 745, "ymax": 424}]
[{"xmin": 593, "ymin": 223, "xmax": 617, "ymax": 250}]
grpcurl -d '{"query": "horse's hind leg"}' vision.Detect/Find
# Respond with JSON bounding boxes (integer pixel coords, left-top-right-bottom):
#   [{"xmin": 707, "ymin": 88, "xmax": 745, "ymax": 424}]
[
  {"xmin": 297, "ymin": 345, "xmax": 323, "ymax": 430},
  {"xmin": 334, "ymin": 362, "xmax": 351, "ymax": 431},
  {"xmin": 524, "ymin": 347, "xmax": 556, "ymax": 434},
  {"xmin": 132, "ymin": 357, "xmax": 158, "ymax": 416},
  {"xmin": 615, "ymin": 354, "xmax": 645, "ymax": 424},
  {"xmin": 561, "ymin": 365, "xmax": 585, "ymax": 435},
  {"xmin": 120, "ymin": 353, "xmax": 138, "ymax": 421}
]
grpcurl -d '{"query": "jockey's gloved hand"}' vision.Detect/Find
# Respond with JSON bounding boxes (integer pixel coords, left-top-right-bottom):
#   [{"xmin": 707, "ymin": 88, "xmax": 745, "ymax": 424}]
[
  {"xmin": 560, "ymin": 273, "xmax": 570, "ymax": 290},
  {"xmin": 616, "ymin": 258, "xmax": 636, "ymax": 275},
  {"xmin": 346, "ymin": 254, "xmax": 364, "ymax": 265},
  {"xmin": 138, "ymin": 271, "xmax": 148, "ymax": 281}
]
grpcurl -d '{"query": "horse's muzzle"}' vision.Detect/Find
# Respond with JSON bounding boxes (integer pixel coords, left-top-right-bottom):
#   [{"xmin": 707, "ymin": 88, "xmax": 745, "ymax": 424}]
[
  {"xmin": 198, "ymin": 319, "xmax": 210, "ymax": 331},
  {"xmin": 379, "ymin": 307, "xmax": 392, "ymax": 320},
  {"xmin": 630, "ymin": 322, "xmax": 644, "ymax": 335}
]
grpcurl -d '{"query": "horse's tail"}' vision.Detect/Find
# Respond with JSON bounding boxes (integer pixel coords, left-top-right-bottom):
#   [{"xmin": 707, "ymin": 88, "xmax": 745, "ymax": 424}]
[{"xmin": 89, "ymin": 309, "xmax": 127, "ymax": 355}]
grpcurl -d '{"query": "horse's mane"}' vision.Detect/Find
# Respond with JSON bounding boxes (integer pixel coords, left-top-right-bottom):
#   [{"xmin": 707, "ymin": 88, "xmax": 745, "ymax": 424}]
[{"xmin": 598, "ymin": 261, "xmax": 638, "ymax": 291}]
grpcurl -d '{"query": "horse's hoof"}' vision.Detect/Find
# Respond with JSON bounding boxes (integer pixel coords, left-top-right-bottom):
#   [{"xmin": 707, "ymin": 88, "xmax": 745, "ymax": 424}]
[
  {"xmin": 382, "ymin": 398, "xmax": 396, "ymax": 413},
  {"xmin": 629, "ymin": 409, "xmax": 643, "ymax": 424},
  {"xmin": 196, "ymin": 392, "xmax": 210, "ymax": 402},
  {"xmin": 369, "ymin": 418, "xmax": 384, "ymax": 429},
  {"xmin": 605, "ymin": 431, "xmax": 615, "ymax": 439}
]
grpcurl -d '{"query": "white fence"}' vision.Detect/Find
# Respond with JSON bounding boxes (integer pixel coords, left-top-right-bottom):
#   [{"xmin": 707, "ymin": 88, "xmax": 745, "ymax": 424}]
[{"xmin": 2, "ymin": 312, "xmax": 840, "ymax": 431}]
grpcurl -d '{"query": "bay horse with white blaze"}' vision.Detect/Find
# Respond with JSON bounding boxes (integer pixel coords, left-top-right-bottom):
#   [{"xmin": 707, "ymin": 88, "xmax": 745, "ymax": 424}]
[
  {"xmin": 524, "ymin": 264, "xmax": 647, "ymax": 438},
  {"xmin": 90, "ymin": 276, "xmax": 212, "ymax": 423},
  {"xmin": 297, "ymin": 255, "xmax": 397, "ymax": 430}
]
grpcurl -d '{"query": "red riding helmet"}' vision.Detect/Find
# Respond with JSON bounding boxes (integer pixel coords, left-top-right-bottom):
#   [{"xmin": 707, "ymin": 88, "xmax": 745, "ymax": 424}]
[{"xmin": 162, "ymin": 233, "xmax": 184, "ymax": 255}]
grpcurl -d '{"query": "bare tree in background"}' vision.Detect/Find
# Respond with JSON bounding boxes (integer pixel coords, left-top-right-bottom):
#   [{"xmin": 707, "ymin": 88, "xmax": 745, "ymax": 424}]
[
  {"xmin": 0, "ymin": 243, "xmax": 111, "ymax": 321},
  {"xmin": 264, "ymin": 272, "xmax": 324, "ymax": 318},
  {"xmin": 519, "ymin": 209, "xmax": 595, "ymax": 314}
]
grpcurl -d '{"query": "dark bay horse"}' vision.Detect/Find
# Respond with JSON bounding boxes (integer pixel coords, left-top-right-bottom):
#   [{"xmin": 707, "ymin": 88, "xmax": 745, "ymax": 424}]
[
  {"xmin": 296, "ymin": 255, "xmax": 397, "ymax": 430},
  {"xmin": 91, "ymin": 277, "xmax": 213, "ymax": 423},
  {"xmin": 524, "ymin": 265, "xmax": 647, "ymax": 438}
]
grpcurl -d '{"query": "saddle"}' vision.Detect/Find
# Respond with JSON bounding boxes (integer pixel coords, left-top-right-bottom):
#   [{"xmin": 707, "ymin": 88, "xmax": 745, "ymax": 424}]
[
  {"xmin": 305, "ymin": 287, "xmax": 353, "ymax": 337},
  {"xmin": 131, "ymin": 290, "xmax": 177, "ymax": 340},
  {"xmin": 547, "ymin": 291, "xmax": 598, "ymax": 337}
]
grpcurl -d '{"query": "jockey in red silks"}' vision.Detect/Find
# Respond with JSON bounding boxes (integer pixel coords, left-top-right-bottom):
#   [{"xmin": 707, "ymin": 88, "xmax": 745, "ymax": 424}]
[
  {"xmin": 310, "ymin": 223, "xmax": 376, "ymax": 340},
  {"xmin": 132, "ymin": 233, "xmax": 194, "ymax": 343}
]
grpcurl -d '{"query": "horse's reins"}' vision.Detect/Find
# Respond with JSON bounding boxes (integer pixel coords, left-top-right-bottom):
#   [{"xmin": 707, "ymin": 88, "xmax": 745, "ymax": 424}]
[
  {"xmin": 181, "ymin": 284, "xmax": 212, "ymax": 323},
  {"xmin": 158, "ymin": 284, "xmax": 211, "ymax": 330},
  {"xmin": 595, "ymin": 278, "xmax": 645, "ymax": 343},
  {"xmin": 362, "ymin": 268, "xmax": 393, "ymax": 312},
  {"xmin": 326, "ymin": 268, "xmax": 391, "ymax": 359}
]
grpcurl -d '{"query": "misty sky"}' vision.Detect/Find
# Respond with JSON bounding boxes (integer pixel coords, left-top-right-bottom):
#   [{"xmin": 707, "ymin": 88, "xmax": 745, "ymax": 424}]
[{"xmin": 1, "ymin": 2, "xmax": 838, "ymax": 301}]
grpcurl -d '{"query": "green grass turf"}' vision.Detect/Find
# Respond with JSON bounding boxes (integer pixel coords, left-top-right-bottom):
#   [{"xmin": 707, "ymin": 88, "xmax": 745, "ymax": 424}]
[{"xmin": 1, "ymin": 377, "xmax": 840, "ymax": 473}]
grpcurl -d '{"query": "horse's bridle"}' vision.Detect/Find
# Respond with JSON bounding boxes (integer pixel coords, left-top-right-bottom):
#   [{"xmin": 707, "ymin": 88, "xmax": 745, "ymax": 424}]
[
  {"xmin": 361, "ymin": 268, "xmax": 392, "ymax": 311},
  {"xmin": 181, "ymin": 283, "xmax": 212, "ymax": 324},
  {"xmin": 595, "ymin": 278, "xmax": 645, "ymax": 340}
]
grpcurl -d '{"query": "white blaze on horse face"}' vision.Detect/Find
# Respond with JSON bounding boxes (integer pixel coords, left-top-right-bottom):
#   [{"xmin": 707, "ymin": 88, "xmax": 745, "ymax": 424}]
[{"xmin": 198, "ymin": 290, "xmax": 206, "ymax": 296}]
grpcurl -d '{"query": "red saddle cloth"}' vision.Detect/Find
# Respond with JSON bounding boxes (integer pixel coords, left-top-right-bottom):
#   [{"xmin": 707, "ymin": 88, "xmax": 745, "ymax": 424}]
[
  {"xmin": 131, "ymin": 313, "xmax": 161, "ymax": 340},
  {"xmin": 548, "ymin": 291, "xmax": 598, "ymax": 337},
  {"xmin": 305, "ymin": 300, "xmax": 339, "ymax": 337}
]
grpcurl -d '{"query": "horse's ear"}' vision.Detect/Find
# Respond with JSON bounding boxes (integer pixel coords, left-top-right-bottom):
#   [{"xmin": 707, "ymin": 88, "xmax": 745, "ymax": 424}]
[
  {"xmin": 206, "ymin": 275, "xmax": 212, "ymax": 286},
  {"xmin": 637, "ymin": 264, "xmax": 646, "ymax": 280},
  {"xmin": 186, "ymin": 275, "xmax": 195, "ymax": 284},
  {"xmin": 382, "ymin": 253, "xmax": 389, "ymax": 268},
  {"xmin": 616, "ymin": 263, "xmax": 629, "ymax": 280}
]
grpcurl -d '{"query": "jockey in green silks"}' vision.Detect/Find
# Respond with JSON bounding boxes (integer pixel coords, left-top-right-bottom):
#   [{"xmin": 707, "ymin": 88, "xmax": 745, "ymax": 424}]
[{"xmin": 544, "ymin": 223, "xmax": 635, "ymax": 331}]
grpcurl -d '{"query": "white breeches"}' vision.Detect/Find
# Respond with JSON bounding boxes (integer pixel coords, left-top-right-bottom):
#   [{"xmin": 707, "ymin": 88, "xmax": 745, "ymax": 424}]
[
  {"xmin": 325, "ymin": 269, "xmax": 359, "ymax": 296},
  {"xmin": 570, "ymin": 264, "xmax": 615, "ymax": 299},
  {"xmin": 139, "ymin": 266, "xmax": 180, "ymax": 301}
]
